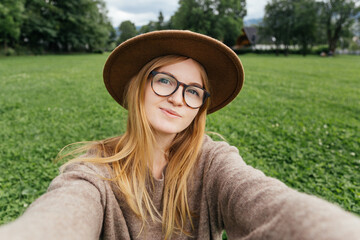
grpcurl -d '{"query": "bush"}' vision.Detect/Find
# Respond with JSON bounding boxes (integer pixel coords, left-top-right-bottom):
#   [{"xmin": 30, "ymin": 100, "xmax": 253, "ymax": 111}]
[
  {"xmin": 349, "ymin": 42, "xmax": 360, "ymax": 51},
  {"xmin": 0, "ymin": 47, "xmax": 16, "ymax": 56},
  {"xmin": 311, "ymin": 45, "xmax": 329, "ymax": 55},
  {"xmin": 92, "ymin": 49, "xmax": 104, "ymax": 54}
]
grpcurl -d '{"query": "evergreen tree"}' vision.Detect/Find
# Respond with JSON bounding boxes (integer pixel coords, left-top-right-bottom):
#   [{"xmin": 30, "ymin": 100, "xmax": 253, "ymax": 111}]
[{"xmin": 118, "ymin": 20, "xmax": 137, "ymax": 44}]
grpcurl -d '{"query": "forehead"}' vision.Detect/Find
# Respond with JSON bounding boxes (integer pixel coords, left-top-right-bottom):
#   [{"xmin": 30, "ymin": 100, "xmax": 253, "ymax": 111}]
[{"xmin": 157, "ymin": 59, "xmax": 203, "ymax": 85}]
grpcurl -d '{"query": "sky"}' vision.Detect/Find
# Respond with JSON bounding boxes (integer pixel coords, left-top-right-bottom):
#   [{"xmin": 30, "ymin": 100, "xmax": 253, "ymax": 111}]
[{"xmin": 103, "ymin": 0, "xmax": 269, "ymax": 27}]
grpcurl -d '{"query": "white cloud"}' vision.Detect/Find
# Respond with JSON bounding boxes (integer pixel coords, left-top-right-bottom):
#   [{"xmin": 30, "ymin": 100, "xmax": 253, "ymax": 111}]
[
  {"xmin": 245, "ymin": 0, "xmax": 269, "ymax": 20},
  {"xmin": 104, "ymin": 0, "xmax": 179, "ymax": 26},
  {"xmin": 104, "ymin": 0, "xmax": 268, "ymax": 27},
  {"xmin": 107, "ymin": 8, "xmax": 157, "ymax": 27},
  {"xmin": 106, "ymin": 0, "xmax": 178, "ymax": 14}
]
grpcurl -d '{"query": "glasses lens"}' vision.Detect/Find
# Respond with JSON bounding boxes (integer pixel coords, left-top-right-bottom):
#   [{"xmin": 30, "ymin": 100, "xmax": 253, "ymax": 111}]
[
  {"xmin": 184, "ymin": 86, "xmax": 205, "ymax": 108},
  {"xmin": 151, "ymin": 71, "xmax": 207, "ymax": 109},
  {"xmin": 152, "ymin": 73, "xmax": 177, "ymax": 96}
]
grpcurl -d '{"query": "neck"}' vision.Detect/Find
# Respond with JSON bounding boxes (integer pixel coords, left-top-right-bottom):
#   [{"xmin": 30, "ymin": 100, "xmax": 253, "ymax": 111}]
[{"xmin": 151, "ymin": 132, "xmax": 175, "ymax": 180}]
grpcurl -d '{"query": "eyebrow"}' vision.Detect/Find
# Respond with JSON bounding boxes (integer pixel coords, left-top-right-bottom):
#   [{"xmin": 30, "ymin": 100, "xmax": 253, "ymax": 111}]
[{"xmin": 160, "ymin": 71, "xmax": 203, "ymax": 88}]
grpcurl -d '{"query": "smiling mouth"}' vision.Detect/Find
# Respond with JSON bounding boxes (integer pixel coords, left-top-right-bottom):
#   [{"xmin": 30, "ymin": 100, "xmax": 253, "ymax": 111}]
[{"xmin": 160, "ymin": 108, "xmax": 181, "ymax": 118}]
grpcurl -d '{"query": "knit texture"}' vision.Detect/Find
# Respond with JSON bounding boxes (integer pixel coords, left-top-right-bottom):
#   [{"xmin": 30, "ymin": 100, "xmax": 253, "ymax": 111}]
[{"xmin": 1, "ymin": 135, "xmax": 359, "ymax": 239}]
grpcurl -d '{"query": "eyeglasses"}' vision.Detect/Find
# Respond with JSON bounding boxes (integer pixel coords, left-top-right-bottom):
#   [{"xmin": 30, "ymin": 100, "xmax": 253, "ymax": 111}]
[{"xmin": 150, "ymin": 71, "xmax": 210, "ymax": 109}]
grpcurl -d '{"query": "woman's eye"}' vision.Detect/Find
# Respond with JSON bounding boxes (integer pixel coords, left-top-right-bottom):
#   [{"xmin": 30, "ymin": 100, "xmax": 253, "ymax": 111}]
[
  {"xmin": 187, "ymin": 88, "xmax": 200, "ymax": 96},
  {"xmin": 158, "ymin": 78, "xmax": 171, "ymax": 84}
]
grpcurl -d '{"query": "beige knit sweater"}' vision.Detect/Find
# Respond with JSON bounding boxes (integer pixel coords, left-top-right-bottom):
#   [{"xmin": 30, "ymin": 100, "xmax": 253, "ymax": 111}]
[{"xmin": 1, "ymin": 135, "xmax": 359, "ymax": 239}]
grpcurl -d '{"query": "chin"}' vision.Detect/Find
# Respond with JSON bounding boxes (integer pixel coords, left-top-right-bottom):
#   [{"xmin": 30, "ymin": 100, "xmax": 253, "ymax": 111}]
[{"xmin": 153, "ymin": 126, "xmax": 183, "ymax": 136}]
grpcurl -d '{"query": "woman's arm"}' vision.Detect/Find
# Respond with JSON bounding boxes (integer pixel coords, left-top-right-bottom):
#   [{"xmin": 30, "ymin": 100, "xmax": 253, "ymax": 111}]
[
  {"xmin": 203, "ymin": 139, "xmax": 360, "ymax": 240},
  {"xmin": 0, "ymin": 163, "xmax": 106, "ymax": 240}
]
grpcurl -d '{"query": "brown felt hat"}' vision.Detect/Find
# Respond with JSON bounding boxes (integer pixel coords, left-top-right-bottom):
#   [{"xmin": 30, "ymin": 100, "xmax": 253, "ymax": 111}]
[{"xmin": 103, "ymin": 30, "xmax": 244, "ymax": 114}]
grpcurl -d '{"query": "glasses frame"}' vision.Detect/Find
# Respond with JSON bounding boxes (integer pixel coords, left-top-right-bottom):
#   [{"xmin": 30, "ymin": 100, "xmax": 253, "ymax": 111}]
[{"xmin": 150, "ymin": 70, "xmax": 210, "ymax": 109}]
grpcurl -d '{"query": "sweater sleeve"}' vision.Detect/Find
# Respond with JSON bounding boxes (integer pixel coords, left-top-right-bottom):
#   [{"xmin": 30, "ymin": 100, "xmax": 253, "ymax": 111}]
[
  {"xmin": 203, "ymin": 139, "xmax": 360, "ymax": 240},
  {"xmin": 0, "ymin": 163, "xmax": 107, "ymax": 240}
]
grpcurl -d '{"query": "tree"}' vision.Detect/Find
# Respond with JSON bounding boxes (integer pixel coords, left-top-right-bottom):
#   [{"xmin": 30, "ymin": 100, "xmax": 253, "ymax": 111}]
[
  {"xmin": 156, "ymin": 11, "xmax": 165, "ymax": 30},
  {"xmin": 106, "ymin": 22, "xmax": 117, "ymax": 50},
  {"xmin": 350, "ymin": 15, "xmax": 360, "ymax": 38},
  {"xmin": 261, "ymin": 0, "xmax": 320, "ymax": 56},
  {"xmin": 54, "ymin": 0, "xmax": 112, "ymax": 52},
  {"xmin": 319, "ymin": 0, "xmax": 360, "ymax": 55},
  {"xmin": 84, "ymin": 0, "xmax": 113, "ymax": 52},
  {"xmin": 20, "ymin": 0, "xmax": 59, "ymax": 53},
  {"xmin": 292, "ymin": 0, "xmax": 318, "ymax": 56},
  {"xmin": 0, "ymin": 0, "xmax": 24, "ymax": 52},
  {"xmin": 261, "ymin": 0, "xmax": 294, "ymax": 56},
  {"xmin": 139, "ymin": 21, "xmax": 157, "ymax": 34},
  {"xmin": 218, "ymin": 0, "xmax": 247, "ymax": 46},
  {"xmin": 17, "ymin": 0, "xmax": 113, "ymax": 53},
  {"xmin": 118, "ymin": 20, "xmax": 137, "ymax": 44},
  {"xmin": 140, "ymin": 11, "xmax": 170, "ymax": 33},
  {"xmin": 171, "ymin": 0, "xmax": 246, "ymax": 47}
]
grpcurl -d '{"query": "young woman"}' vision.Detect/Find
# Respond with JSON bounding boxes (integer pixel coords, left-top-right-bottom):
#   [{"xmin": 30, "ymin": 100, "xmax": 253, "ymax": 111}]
[{"xmin": 0, "ymin": 30, "xmax": 359, "ymax": 240}]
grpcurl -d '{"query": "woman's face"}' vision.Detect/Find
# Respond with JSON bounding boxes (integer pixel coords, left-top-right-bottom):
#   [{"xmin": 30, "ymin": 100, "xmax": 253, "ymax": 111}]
[{"xmin": 144, "ymin": 59, "xmax": 203, "ymax": 139}]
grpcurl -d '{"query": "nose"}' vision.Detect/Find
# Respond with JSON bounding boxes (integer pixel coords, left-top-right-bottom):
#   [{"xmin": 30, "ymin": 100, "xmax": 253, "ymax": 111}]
[{"xmin": 167, "ymin": 86, "xmax": 184, "ymax": 106}]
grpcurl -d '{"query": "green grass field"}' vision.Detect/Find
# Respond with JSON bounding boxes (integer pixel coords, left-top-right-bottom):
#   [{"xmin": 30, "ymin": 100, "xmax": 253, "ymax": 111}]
[{"xmin": 0, "ymin": 54, "xmax": 359, "ymax": 225}]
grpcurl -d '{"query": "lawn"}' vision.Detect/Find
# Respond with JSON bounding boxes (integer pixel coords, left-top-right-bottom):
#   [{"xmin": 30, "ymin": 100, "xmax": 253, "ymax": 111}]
[{"xmin": 0, "ymin": 54, "xmax": 359, "ymax": 226}]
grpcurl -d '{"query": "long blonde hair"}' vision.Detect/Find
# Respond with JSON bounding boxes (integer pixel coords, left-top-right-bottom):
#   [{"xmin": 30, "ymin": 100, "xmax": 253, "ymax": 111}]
[{"xmin": 59, "ymin": 55, "xmax": 210, "ymax": 239}]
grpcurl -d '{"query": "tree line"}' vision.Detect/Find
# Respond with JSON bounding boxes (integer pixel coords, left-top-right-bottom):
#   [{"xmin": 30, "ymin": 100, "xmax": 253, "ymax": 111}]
[
  {"xmin": 119, "ymin": 0, "xmax": 247, "ymax": 48},
  {"xmin": 261, "ymin": 0, "xmax": 359, "ymax": 56},
  {"xmin": 0, "ymin": 0, "xmax": 246, "ymax": 55},
  {"xmin": 119, "ymin": 0, "xmax": 359, "ymax": 56},
  {"xmin": 1, "ymin": 0, "xmax": 359, "ymax": 56},
  {"xmin": 0, "ymin": 0, "xmax": 116, "ymax": 54}
]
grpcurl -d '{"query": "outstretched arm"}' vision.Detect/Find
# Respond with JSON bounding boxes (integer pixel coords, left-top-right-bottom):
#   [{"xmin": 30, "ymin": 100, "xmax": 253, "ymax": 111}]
[
  {"xmin": 0, "ymin": 163, "xmax": 106, "ymax": 240},
  {"xmin": 203, "ymin": 139, "xmax": 360, "ymax": 240}
]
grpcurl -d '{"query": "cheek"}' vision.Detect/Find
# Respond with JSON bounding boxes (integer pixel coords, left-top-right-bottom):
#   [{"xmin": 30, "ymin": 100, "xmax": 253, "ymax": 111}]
[{"xmin": 185, "ymin": 109, "xmax": 199, "ymax": 126}]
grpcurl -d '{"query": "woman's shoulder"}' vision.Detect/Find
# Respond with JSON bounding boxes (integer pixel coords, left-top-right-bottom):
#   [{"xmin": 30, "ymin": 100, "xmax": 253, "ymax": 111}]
[
  {"xmin": 60, "ymin": 160, "xmax": 113, "ymax": 180},
  {"xmin": 201, "ymin": 134, "xmax": 242, "ymax": 159},
  {"xmin": 199, "ymin": 134, "xmax": 246, "ymax": 173},
  {"xmin": 50, "ymin": 161, "xmax": 117, "ymax": 206}
]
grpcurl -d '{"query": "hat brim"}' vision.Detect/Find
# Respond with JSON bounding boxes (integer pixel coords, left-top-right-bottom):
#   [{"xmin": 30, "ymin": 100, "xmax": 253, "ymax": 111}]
[{"xmin": 103, "ymin": 30, "xmax": 244, "ymax": 114}]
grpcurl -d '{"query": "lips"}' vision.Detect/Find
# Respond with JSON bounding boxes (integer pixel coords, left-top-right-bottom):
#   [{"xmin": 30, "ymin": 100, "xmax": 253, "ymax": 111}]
[{"xmin": 160, "ymin": 107, "xmax": 182, "ymax": 118}]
